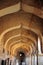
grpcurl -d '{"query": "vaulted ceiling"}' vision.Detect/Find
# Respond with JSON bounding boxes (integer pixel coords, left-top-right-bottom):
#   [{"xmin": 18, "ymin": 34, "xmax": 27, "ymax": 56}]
[{"xmin": 0, "ymin": 0, "xmax": 43, "ymax": 57}]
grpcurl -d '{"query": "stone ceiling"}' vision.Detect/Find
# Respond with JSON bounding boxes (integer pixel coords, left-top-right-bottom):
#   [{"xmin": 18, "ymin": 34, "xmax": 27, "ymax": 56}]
[
  {"xmin": 0, "ymin": 0, "xmax": 43, "ymax": 57},
  {"xmin": 0, "ymin": 0, "xmax": 43, "ymax": 9}
]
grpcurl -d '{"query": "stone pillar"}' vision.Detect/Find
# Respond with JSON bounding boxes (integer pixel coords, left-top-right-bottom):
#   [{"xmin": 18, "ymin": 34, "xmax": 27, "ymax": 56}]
[
  {"xmin": 35, "ymin": 54, "xmax": 37, "ymax": 65},
  {"xmin": 38, "ymin": 37, "xmax": 41, "ymax": 54}
]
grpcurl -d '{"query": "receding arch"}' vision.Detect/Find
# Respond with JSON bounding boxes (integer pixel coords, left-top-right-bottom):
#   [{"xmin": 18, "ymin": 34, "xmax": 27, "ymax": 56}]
[
  {"xmin": 5, "ymin": 40, "xmax": 21, "ymax": 54},
  {"xmin": 0, "ymin": 25, "xmax": 21, "ymax": 44},
  {"xmin": 0, "ymin": 25, "xmax": 40, "ymax": 44},
  {"xmin": 10, "ymin": 43, "xmax": 32, "ymax": 56},
  {"xmin": 0, "ymin": 25, "xmax": 42, "ymax": 54},
  {"xmin": 4, "ymin": 34, "xmax": 21, "ymax": 49},
  {"xmin": 4, "ymin": 34, "xmax": 36, "ymax": 49},
  {"xmin": 9, "ymin": 42, "xmax": 35, "ymax": 55},
  {"xmin": 9, "ymin": 39, "xmax": 35, "ymax": 49}
]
